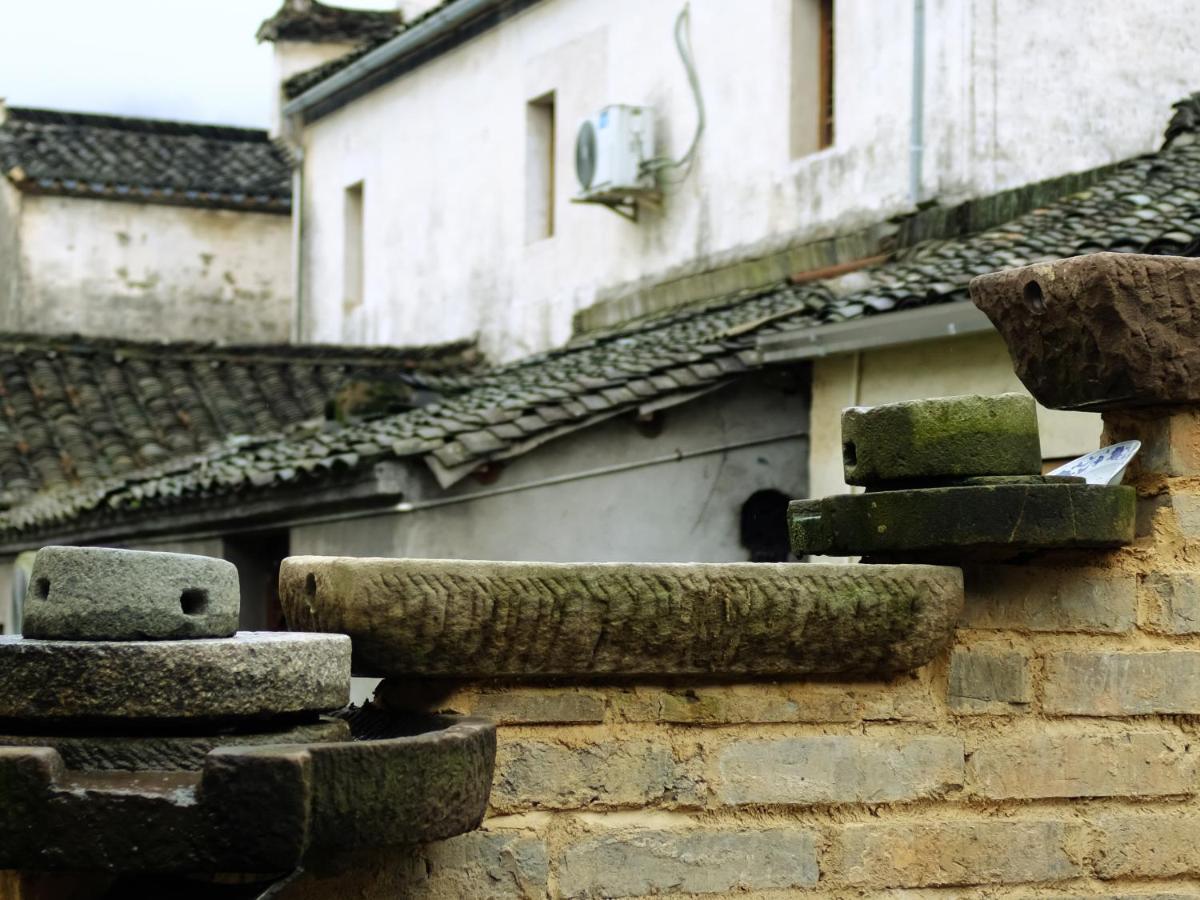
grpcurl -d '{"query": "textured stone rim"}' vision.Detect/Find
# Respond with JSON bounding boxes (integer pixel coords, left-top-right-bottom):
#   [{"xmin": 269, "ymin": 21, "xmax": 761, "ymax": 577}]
[
  {"xmin": 0, "ymin": 632, "xmax": 351, "ymax": 722},
  {"xmin": 279, "ymin": 557, "xmax": 964, "ymax": 679},
  {"xmin": 0, "ymin": 713, "xmax": 496, "ymax": 872}
]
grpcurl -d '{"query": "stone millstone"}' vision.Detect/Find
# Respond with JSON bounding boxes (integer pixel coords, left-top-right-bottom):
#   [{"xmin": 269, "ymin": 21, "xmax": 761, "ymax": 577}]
[
  {"xmin": 969, "ymin": 252, "xmax": 1200, "ymax": 410},
  {"xmin": 0, "ymin": 713, "xmax": 494, "ymax": 872},
  {"xmin": 790, "ymin": 482, "xmax": 1135, "ymax": 557},
  {"xmin": 279, "ymin": 557, "xmax": 964, "ymax": 679},
  {"xmin": 0, "ymin": 717, "xmax": 351, "ymax": 772},
  {"xmin": 0, "ymin": 632, "xmax": 351, "ymax": 722},
  {"xmin": 22, "ymin": 546, "xmax": 239, "ymax": 641},
  {"xmin": 841, "ymin": 393, "xmax": 1041, "ymax": 486}
]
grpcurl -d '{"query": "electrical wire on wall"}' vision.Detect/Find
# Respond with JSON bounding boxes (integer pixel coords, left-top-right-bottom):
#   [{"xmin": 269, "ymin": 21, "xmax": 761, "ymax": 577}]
[{"xmin": 641, "ymin": 3, "xmax": 705, "ymax": 187}]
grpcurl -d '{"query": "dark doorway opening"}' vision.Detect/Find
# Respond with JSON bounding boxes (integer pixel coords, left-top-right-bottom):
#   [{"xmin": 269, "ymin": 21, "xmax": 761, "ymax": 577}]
[{"xmin": 222, "ymin": 530, "xmax": 290, "ymax": 631}]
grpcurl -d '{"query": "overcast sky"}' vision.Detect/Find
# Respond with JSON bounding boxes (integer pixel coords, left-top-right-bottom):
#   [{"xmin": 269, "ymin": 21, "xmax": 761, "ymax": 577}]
[{"xmin": 0, "ymin": 0, "xmax": 394, "ymax": 128}]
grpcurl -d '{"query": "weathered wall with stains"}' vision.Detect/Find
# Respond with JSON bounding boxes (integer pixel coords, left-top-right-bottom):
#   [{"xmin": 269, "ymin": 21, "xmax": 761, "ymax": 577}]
[
  {"xmin": 290, "ymin": 372, "xmax": 810, "ymax": 565},
  {"xmin": 295, "ymin": 0, "xmax": 1200, "ymax": 362},
  {"xmin": 10, "ymin": 194, "xmax": 291, "ymax": 343},
  {"xmin": 279, "ymin": 408, "xmax": 1200, "ymax": 900}
]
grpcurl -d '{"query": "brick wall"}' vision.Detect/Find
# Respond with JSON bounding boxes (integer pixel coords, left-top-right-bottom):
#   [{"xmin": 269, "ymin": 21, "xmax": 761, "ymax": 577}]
[{"xmin": 272, "ymin": 409, "xmax": 1200, "ymax": 898}]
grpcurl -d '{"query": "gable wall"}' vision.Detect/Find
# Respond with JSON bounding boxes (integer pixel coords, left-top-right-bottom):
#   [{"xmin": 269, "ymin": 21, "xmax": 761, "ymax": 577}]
[{"xmin": 16, "ymin": 195, "xmax": 292, "ymax": 343}]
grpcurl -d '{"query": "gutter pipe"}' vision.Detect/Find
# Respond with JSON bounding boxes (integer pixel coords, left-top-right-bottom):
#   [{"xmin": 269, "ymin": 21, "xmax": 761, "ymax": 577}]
[{"xmin": 909, "ymin": 0, "xmax": 926, "ymax": 204}]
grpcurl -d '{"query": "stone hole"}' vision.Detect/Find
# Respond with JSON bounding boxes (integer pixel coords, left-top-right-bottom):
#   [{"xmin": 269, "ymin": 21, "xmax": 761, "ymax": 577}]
[
  {"xmin": 305, "ymin": 573, "xmax": 317, "ymax": 598},
  {"xmin": 35, "ymin": 577, "xmax": 50, "ymax": 600},
  {"xmin": 843, "ymin": 441, "xmax": 858, "ymax": 467},
  {"xmin": 179, "ymin": 588, "xmax": 210, "ymax": 616},
  {"xmin": 1023, "ymin": 279, "xmax": 1046, "ymax": 312}
]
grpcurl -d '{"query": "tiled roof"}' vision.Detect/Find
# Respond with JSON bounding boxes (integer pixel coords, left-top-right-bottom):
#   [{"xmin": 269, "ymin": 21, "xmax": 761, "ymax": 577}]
[
  {"xmin": 257, "ymin": 0, "xmax": 401, "ymax": 44},
  {"xmin": 282, "ymin": 0, "xmax": 459, "ymax": 100},
  {"xmin": 0, "ymin": 334, "xmax": 480, "ymax": 510},
  {"xmin": 6, "ymin": 98, "xmax": 1200, "ymax": 541},
  {"xmin": 0, "ymin": 107, "xmax": 293, "ymax": 212}
]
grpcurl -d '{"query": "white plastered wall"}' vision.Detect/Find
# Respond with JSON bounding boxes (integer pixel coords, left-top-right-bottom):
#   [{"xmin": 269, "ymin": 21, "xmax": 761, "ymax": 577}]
[{"xmin": 294, "ymin": 0, "xmax": 1200, "ymax": 361}]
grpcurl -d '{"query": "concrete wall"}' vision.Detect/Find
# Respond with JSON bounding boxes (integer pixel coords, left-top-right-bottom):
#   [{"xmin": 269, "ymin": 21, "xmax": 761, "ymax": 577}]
[
  {"xmin": 10, "ymin": 194, "xmax": 291, "ymax": 343},
  {"xmin": 295, "ymin": 0, "xmax": 1200, "ymax": 361},
  {"xmin": 291, "ymin": 372, "xmax": 809, "ymax": 563},
  {"xmin": 279, "ymin": 407, "xmax": 1200, "ymax": 900},
  {"xmin": 809, "ymin": 332, "xmax": 1102, "ymax": 500}
]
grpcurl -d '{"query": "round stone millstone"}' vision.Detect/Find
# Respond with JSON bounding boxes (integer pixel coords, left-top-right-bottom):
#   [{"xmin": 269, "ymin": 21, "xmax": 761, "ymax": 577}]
[
  {"xmin": 0, "ymin": 713, "xmax": 496, "ymax": 873},
  {"xmin": 22, "ymin": 546, "xmax": 240, "ymax": 641},
  {"xmin": 0, "ymin": 717, "xmax": 351, "ymax": 772},
  {"xmin": 0, "ymin": 632, "xmax": 351, "ymax": 722},
  {"xmin": 789, "ymin": 482, "xmax": 1136, "ymax": 557}
]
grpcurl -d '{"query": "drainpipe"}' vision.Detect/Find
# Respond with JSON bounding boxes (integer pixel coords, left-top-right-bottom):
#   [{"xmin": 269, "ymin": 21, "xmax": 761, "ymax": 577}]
[
  {"xmin": 282, "ymin": 117, "xmax": 305, "ymax": 343},
  {"xmin": 909, "ymin": 0, "xmax": 925, "ymax": 205}
]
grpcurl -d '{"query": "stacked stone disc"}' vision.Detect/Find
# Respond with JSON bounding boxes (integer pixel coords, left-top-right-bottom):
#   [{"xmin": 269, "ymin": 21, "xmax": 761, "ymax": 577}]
[
  {"xmin": 790, "ymin": 393, "xmax": 1135, "ymax": 558},
  {"xmin": 0, "ymin": 546, "xmax": 495, "ymax": 873}
]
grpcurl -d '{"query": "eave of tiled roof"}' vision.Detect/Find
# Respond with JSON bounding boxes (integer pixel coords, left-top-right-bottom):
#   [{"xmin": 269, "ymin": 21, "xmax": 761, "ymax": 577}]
[
  {"xmin": 257, "ymin": 0, "xmax": 401, "ymax": 44},
  {"xmin": 281, "ymin": 0, "xmax": 539, "ymax": 119},
  {"xmin": 0, "ymin": 107, "xmax": 293, "ymax": 213},
  {"xmin": 6, "ymin": 95, "xmax": 1200, "ymax": 546},
  {"xmin": 0, "ymin": 333, "xmax": 480, "ymax": 511}
]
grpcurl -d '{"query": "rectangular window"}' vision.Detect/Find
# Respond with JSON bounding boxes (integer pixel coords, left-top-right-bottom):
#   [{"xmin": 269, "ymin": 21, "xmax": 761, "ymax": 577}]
[
  {"xmin": 790, "ymin": 0, "xmax": 835, "ymax": 158},
  {"xmin": 525, "ymin": 91, "xmax": 555, "ymax": 242},
  {"xmin": 343, "ymin": 181, "xmax": 364, "ymax": 309}
]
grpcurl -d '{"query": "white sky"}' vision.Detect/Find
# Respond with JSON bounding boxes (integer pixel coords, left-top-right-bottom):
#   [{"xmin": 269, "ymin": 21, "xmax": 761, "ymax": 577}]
[{"xmin": 0, "ymin": 0, "xmax": 394, "ymax": 128}]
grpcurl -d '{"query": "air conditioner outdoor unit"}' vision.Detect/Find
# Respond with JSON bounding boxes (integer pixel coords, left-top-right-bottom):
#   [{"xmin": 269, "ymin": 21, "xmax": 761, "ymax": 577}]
[{"xmin": 574, "ymin": 104, "xmax": 657, "ymax": 203}]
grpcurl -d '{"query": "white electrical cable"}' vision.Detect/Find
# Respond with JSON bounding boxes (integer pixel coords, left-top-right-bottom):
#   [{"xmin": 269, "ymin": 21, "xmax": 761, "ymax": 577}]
[{"xmin": 642, "ymin": 3, "xmax": 705, "ymax": 183}]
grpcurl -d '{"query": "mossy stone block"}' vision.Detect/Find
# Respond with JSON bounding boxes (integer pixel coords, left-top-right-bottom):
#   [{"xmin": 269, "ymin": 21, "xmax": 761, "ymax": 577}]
[
  {"xmin": 841, "ymin": 393, "xmax": 1041, "ymax": 486},
  {"xmin": 22, "ymin": 546, "xmax": 239, "ymax": 641},
  {"xmin": 790, "ymin": 482, "xmax": 1135, "ymax": 557}
]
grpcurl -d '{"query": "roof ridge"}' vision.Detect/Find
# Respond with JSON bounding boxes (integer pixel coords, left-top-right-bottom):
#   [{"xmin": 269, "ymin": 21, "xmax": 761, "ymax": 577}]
[
  {"xmin": 4, "ymin": 106, "xmax": 271, "ymax": 143},
  {"xmin": 0, "ymin": 332, "xmax": 483, "ymax": 366}
]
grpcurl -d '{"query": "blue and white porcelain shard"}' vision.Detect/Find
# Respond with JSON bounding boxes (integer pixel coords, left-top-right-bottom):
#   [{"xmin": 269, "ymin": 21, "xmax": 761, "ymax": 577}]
[{"xmin": 1048, "ymin": 440, "xmax": 1141, "ymax": 485}]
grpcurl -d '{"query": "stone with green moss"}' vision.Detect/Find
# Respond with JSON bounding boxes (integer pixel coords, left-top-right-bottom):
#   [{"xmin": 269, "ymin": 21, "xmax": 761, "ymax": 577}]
[
  {"xmin": 841, "ymin": 393, "xmax": 1041, "ymax": 486},
  {"xmin": 790, "ymin": 482, "xmax": 1135, "ymax": 557}
]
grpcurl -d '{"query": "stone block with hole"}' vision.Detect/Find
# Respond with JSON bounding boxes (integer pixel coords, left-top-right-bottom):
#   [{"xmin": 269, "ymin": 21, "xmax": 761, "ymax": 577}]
[
  {"xmin": 840, "ymin": 393, "xmax": 1042, "ymax": 487},
  {"xmin": 21, "ymin": 545, "xmax": 239, "ymax": 640}
]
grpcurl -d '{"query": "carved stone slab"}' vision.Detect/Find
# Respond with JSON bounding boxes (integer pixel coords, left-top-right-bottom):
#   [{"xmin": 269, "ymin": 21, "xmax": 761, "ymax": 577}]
[
  {"xmin": 279, "ymin": 558, "xmax": 964, "ymax": 679},
  {"xmin": 790, "ymin": 482, "xmax": 1135, "ymax": 557},
  {"xmin": 22, "ymin": 546, "xmax": 239, "ymax": 641},
  {"xmin": 0, "ymin": 713, "xmax": 495, "ymax": 872},
  {"xmin": 0, "ymin": 632, "xmax": 351, "ymax": 722},
  {"xmin": 842, "ymin": 393, "xmax": 1041, "ymax": 486},
  {"xmin": 970, "ymin": 253, "xmax": 1200, "ymax": 410}
]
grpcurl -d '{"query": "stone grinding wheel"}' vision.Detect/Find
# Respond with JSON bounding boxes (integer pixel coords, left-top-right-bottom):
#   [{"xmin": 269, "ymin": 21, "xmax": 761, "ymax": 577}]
[{"xmin": 0, "ymin": 546, "xmax": 497, "ymax": 873}]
